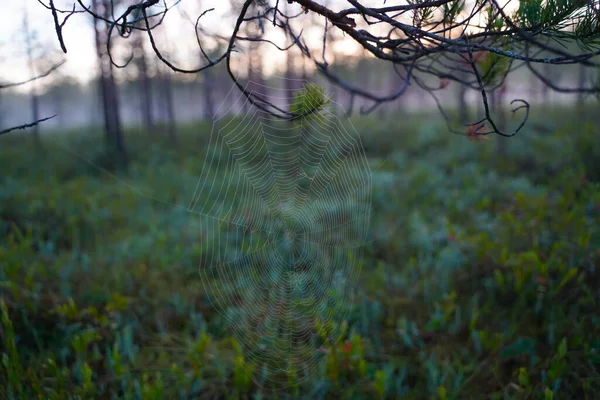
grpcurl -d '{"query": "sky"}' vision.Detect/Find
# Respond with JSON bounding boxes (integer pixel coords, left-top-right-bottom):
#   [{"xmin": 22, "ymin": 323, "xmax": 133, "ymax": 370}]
[
  {"xmin": 0, "ymin": 0, "xmax": 522, "ymax": 92},
  {"xmin": 0, "ymin": 0, "xmax": 387, "ymax": 92},
  {"xmin": 0, "ymin": 0, "xmax": 233, "ymax": 87},
  {"xmin": 1, "ymin": 1, "xmax": 95, "ymax": 84}
]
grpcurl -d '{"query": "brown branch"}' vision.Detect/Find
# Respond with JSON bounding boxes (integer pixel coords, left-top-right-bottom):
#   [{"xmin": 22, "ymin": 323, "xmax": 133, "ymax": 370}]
[
  {"xmin": 0, "ymin": 60, "xmax": 66, "ymax": 89},
  {"xmin": 49, "ymin": 0, "xmax": 73, "ymax": 53},
  {"xmin": 0, "ymin": 115, "xmax": 57, "ymax": 136},
  {"xmin": 292, "ymin": 0, "xmax": 357, "ymax": 28}
]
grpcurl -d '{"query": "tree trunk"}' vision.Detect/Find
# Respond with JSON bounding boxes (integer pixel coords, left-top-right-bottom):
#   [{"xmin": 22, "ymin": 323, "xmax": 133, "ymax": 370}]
[
  {"xmin": 496, "ymin": 84, "xmax": 507, "ymax": 156},
  {"xmin": 243, "ymin": 38, "xmax": 254, "ymax": 116},
  {"xmin": 203, "ymin": 67, "xmax": 216, "ymax": 124},
  {"xmin": 285, "ymin": 42, "xmax": 296, "ymax": 111},
  {"xmin": 161, "ymin": 71, "xmax": 177, "ymax": 142},
  {"xmin": 243, "ymin": 4, "xmax": 269, "ymax": 119},
  {"xmin": 529, "ymin": 70, "xmax": 538, "ymax": 105},
  {"xmin": 52, "ymin": 87, "xmax": 64, "ymax": 126},
  {"xmin": 458, "ymin": 84, "xmax": 468, "ymax": 123},
  {"xmin": 301, "ymin": 55, "xmax": 307, "ymax": 82},
  {"xmin": 247, "ymin": 41, "xmax": 268, "ymax": 119},
  {"xmin": 392, "ymin": 67, "xmax": 406, "ymax": 116},
  {"xmin": 30, "ymin": 92, "xmax": 41, "ymax": 148},
  {"xmin": 378, "ymin": 67, "xmax": 387, "ymax": 119},
  {"xmin": 107, "ymin": 69, "xmax": 126, "ymax": 161},
  {"xmin": 542, "ymin": 63, "xmax": 551, "ymax": 107},
  {"xmin": 284, "ymin": 2, "xmax": 299, "ymax": 111},
  {"xmin": 93, "ymin": 0, "xmax": 127, "ymax": 169},
  {"xmin": 330, "ymin": 82, "xmax": 340, "ymax": 115},
  {"xmin": 134, "ymin": 33, "xmax": 154, "ymax": 134},
  {"xmin": 577, "ymin": 64, "xmax": 586, "ymax": 118},
  {"xmin": 457, "ymin": 69, "xmax": 468, "ymax": 124},
  {"xmin": 24, "ymin": 12, "xmax": 42, "ymax": 151},
  {"xmin": 345, "ymin": 93, "xmax": 355, "ymax": 117}
]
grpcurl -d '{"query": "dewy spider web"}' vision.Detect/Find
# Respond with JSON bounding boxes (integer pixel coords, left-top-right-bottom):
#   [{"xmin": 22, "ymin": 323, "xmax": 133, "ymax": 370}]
[{"xmin": 188, "ymin": 74, "xmax": 372, "ymax": 387}]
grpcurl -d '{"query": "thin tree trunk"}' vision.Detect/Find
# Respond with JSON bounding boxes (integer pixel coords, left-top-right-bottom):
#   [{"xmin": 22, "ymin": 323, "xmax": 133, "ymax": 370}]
[
  {"xmin": 243, "ymin": 4, "xmax": 269, "ymax": 120},
  {"xmin": 24, "ymin": 12, "xmax": 42, "ymax": 150},
  {"xmin": 301, "ymin": 55, "xmax": 307, "ymax": 82},
  {"xmin": 93, "ymin": 0, "xmax": 127, "ymax": 169},
  {"xmin": 203, "ymin": 67, "xmax": 216, "ymax": 125},
  {"xmin": 156, "ymin": 57, "xmax": 177, "ymax": 142},
  {"xmin": 577, "ymin": 64, "xmax": 586, "ymax": 118},
  {"xmin": 256, "ymin": 51, "xmax": 268, "ymax": 119},
  {"xmin": 243, "ymin": 35, "xmax": 254, "ymax": 116},
  {"xmin": 97, "ymin": 77, "xmax": 111, "ymax": 140},
  {"xmin": 392, "ymin": 67, "xmax": 407, "ymax": 116},
  {"xmin": 458, "ymin": 84, "xmax": 468, "ymax": 123},
  {"xmin": 285, "ymin": 42, "xmax": 295, "ymax": 110},
  {"xmin": 30, "ymin": 93, "xmax": 41, "ymax": 147},
  {"xmin": 330, "ymin": 82, "xmax": 340, "ymax": 115},
  {"xmin": 242, "ymin": 55, "xmax": 251, "ymax": 115},
  {"xmin": 378, "ymin": 68, "xmax": 387, "ymax": 119},
  {"xmin": 457, "ymin": 68, "xmax": 468, "ymax": 124},
  {"xmin": 284, "ymin": 1, "xmax": 299, "ymax": 111},
  {"xmin": 107, "ymin": 69, "xmax": 126, "ymax": 161},
  {"xmin": 247, "ymin": 45, "xmax": 256, "ymax": 101},
  {"xmin": 529, "ymin": 70, "xmax": 538, "ymax": 105},
  {"xmin": 52, "ymin": 88, "xmax": 64, "ymax": 126},
  {"xmin": 135, "ymin": 33, "xmax": 154, "ymax": 134},
  {"xmin": 162, "ymin": 73, "xmax": 177, "ymax": 142},
  {"xmin": 358, "ymin": 60, "xmax": 371, "ymax": 114},
  {"xmin": 247, "ymin": 41, "xmax": 268, "ymax": 119},
  {"xmin": 496, "ymin": 84, "xmax": 507, "ymax": 156},
  {"xmin": 542, "ymin": 63, "xmax": 551, "ymax": 107},
  {"xmin": 346, "ymin": 93, "xmax": 355, "ymax": 117},
  {"xmin": 93, "ymin": 0, "xmax": 110, "ymax": 141}
]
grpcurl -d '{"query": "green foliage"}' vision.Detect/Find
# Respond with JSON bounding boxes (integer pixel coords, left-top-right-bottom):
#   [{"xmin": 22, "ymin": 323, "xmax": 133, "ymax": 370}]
[
  {"xmin": 485, "ymin": 5, "xmax": 505, "ymax": 31},
  {"xmin": 442, "ymin": 0, "xmax": 465, "ymax": 25},
  {"xmin": 514, "ymin": 0, "xmax": 600, "ymax": 47},
  {"xmin": 1, "ymin": 108, "xmax": 600, "ymax": 398},
  {"xmin": 478, "ymin": 50, "xmax": 513, "ymax": 86},
  {"xmin": 289, "ymin": 83, "xmax": 330, "ymax": 118},
  {"xmin": 1, "ymin": 301, "xmax": 23, "ymax": 397}
]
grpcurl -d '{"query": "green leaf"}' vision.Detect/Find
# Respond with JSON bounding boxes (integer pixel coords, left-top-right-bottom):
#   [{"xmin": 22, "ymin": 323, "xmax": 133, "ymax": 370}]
[
  {"xmin": 374, "ymin": 369, "xmax": 387, "ymax": 399},
  {"xmin": 437, "ymin": 385, "xmax": 448, "ymax": 400},
  {"xmin": 518, "ymin": 367, "xmax": 530, "ymax": 387},
  {"xmin": 558, "ymin": 337, "xmax": 568, "ymax": 359},
  {"xmin": 501, "ymin": 337, "xmax": 537, "ymax": 359},
  {"xmin": 555, "ymin": 268, "xmax": 577, "ymax": 293}
]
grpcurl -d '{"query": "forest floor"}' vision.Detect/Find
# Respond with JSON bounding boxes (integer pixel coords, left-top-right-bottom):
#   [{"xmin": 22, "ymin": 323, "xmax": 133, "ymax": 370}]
[{"xmin": 1, "ymin": 107, "xmax": 600, "ymax": 399}]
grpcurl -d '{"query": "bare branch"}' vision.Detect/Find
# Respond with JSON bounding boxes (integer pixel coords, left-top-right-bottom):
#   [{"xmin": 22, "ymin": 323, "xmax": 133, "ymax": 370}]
[
  {"xmin": 0, "ymin": 60, "xmax": 65, "ymax": 89},
  {"xmin": 0, "ymin": 115, "xmax": 57, "ymax": 136}
]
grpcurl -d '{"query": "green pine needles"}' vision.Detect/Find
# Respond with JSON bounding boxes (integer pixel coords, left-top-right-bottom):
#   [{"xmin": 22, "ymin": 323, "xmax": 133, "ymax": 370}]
[{"xmin": 289, "ymin": 83, "xmax": 331, "ymax": 120}]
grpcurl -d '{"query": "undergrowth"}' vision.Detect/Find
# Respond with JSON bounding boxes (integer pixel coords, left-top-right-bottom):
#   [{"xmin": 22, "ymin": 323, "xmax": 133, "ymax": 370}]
[{"xmin": 1, "ymin": 109, "xmax": 600, "ymax": 399}]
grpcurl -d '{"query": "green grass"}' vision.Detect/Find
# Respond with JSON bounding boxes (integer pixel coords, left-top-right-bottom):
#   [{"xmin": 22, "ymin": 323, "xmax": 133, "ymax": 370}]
[{"xmin": 1, "ymin": 108, "xmax": 600, "ymax": 399}]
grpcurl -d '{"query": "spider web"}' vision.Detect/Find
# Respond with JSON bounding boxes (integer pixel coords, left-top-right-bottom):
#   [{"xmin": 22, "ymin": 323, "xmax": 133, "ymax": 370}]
[{"xmin": 188, "ymin": 76, "xmax": 372, "ymax": 387}]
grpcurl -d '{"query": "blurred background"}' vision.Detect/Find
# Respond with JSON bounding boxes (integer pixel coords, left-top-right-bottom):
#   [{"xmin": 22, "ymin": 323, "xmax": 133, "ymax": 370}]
[
  {"xmin": 0, "ymin": 0, "xmax": 592, "ymax": 131},
  {"xmin": 2, "ymin": 1, "xmax": 600, "ymax": 399}
]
